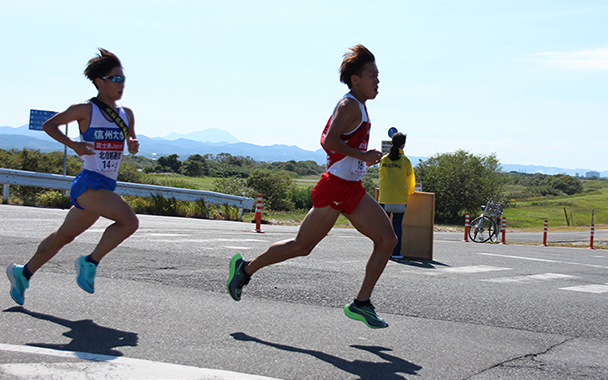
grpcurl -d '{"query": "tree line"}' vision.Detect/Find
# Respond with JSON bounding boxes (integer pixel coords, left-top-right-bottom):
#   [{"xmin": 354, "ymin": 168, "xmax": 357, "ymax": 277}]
[
  {"xmin": 143, "ymin": 153, "xmax": 324, "ymax": 178},
  {"xmin": 0, "ymin": 148, "xmax": 588, "ymax": 224},
  {"xmin": 414, "ymin": 149, "xmax": 587, "ymax": 223}
]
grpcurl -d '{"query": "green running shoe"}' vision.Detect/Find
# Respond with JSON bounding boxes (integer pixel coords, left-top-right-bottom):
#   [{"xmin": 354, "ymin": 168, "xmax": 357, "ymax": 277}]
[
  {"xmin": 7, "ymin": 264, "xmax": 29, "ymax": 306},
  {"xmin": 344, "ymin": 301, "xmax": 388, "ymax": 329},
  {"xmin": 75, "ymin": 256, "xmax": 97, "ymax": 294},
  {"xmin": 227, "ymin": 253, "xmax": 250, "ymax": 301}
]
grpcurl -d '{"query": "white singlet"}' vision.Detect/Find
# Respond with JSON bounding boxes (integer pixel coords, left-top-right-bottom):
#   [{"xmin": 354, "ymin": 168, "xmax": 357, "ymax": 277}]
[{"xmin": 80, "ymin": 102, "xmax": 129, "ymax": 181}]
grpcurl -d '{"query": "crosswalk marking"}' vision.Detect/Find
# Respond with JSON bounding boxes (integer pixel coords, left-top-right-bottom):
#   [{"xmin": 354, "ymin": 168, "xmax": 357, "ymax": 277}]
[
  {"xmin": 482, "ymin": 273, "xmax": 577, "ymax": 284},
  {"xmin": 415, "ymin": 265, "xmax": 511, "ymax": 276},
  {"xmin": 0, "ymin": 343, "xmax": 281, "ymax": 380},
  {"xmin": 560, "ymin": 284, "xmax": 608, "ymax": 294},
  {"xmin": 475, "ymin": 252, "xmax": 608, "ymax": 270},
  {"xmin": 412, "ymin": 265, "xmax": 606, "ymax": 294},
  {"xmin": 436, "ymin": 265, "xmax": 511, "ymax": 274}
]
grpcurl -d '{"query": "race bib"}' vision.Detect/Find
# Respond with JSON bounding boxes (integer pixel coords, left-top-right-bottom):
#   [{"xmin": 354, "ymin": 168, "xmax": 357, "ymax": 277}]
[{"xmin": 352, "ymin": 158, "xmax": 366, "ymax": 176}]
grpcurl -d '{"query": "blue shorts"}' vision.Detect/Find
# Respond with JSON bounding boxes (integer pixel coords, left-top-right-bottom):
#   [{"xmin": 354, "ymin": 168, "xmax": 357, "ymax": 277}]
[{"xmin": 70, "ymin": 170, "xmax": 117, "ymax": 209}]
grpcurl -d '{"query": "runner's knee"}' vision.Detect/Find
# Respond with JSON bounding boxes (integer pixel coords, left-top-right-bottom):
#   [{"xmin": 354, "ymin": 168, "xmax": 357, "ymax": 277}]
[
  {"xmin": 290, "ymin": 240, "xmax": 315, "ymax": 257},
  {"xmin": 378, "ymin": 232, "xmax": 398, "ymax": 253},
  {"xmin": 122, "ymin": 214, "xmax": 139, "ymax": 236}
]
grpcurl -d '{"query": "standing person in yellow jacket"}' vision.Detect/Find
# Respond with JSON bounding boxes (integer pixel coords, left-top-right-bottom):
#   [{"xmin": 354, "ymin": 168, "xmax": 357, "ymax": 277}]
[{"xmin": 378, "ymin": 132, "xmax": 416, "ymax": 259}]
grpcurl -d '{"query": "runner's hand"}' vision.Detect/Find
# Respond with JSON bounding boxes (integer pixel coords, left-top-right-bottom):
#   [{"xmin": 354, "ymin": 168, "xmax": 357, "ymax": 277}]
[
  {"xmin": 73, "ymin": 142, "xmax": 95, "ymax": 156},
  {"xmin": 362, "ymin": 149, "xmax": 382, "ymax": 165},
  {"xmin": 127, "ymin": 138, "xmax": 140, "ymax": 154}
]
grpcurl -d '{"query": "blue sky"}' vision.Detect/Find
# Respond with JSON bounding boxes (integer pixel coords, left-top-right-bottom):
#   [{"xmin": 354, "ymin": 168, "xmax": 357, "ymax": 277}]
[{"xmin": 1, "ymin": 1, "xmax": 606, "ymax": 171}]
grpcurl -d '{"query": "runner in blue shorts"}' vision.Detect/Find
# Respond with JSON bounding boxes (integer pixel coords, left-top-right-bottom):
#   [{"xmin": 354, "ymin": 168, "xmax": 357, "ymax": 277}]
[
  {"xmin": 70, "ymin": 170, "xmax": 118, "ymax": 209},
  {"xmin": 6, "ymin": 49, "xmax": 140, "ymax": 305},
  {"xmin": 228, "ymin": 45, "xmax": 397, "ymax": 329}
]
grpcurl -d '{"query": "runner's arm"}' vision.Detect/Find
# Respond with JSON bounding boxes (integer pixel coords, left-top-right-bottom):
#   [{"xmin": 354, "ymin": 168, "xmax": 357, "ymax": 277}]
[
  {"xmin": 124, "ymin": 107, "xmax": 139, "ymax": 154},
  {"xmin": 42, "ymin": 103, "xmax": 94, "ymax": 156},
  {"xmin": 322, "ymin": 99, "xmax": 381, "ymax": 165}
]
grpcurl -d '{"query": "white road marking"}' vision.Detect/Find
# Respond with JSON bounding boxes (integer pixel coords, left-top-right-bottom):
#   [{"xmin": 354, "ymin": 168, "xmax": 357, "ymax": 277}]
[
  {"xmin": 145, "ymin": 239, "xmax": 223, "ymax": 243},
  {"xmin": 214, "ymin": 239, "xmax": 266, "ymax": 242},
  {"xmin": 0, "ymin": 343, "xmax": 282, "ymax": 380},
  {"xmin": 139, "ymin": 238, "xmax": 265, "ymax": 242},
  {"xmin": 421, "ymin": 265, "xmax": 511, "ymax": 275},
  {"xmin": 475, "ymin": 252, "xmax": 608, "ymax": 270},
  {"xmin": 560, "ymin": 284, "xmax": 608, "ymax": 294},
  {"xmin": 142, "ymin": 233, "xmax": 189, "ymax": 236},
  {"xmin": 482, "ymin": 273, "xmax": 577, "ymax": 283},
  {"xmin": 443, "ymin": 265, "xmax": 511, "ymax": 273}
]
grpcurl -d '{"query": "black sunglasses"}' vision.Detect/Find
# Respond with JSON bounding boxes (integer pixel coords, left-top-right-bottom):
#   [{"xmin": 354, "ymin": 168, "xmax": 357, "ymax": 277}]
[{"xmin": 102, "ymin": 75, "xmax": 126, "ymax": 83}]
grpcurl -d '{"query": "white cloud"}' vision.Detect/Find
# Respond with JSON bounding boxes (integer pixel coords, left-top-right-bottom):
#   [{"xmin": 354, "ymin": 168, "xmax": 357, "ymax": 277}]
[{"xmin": 533, "ymin": 47, "xmax": 608, "ymax": 70}]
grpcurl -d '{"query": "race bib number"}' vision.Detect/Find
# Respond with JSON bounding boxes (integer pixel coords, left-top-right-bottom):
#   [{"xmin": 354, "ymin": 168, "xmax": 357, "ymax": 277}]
[
  {"xmin": 95, "ymin": 140, "xmax": 124, "ymax": 173},
  {"xmin": 352, "ymin": 158, "xmax": 366, "ymax": 176}
]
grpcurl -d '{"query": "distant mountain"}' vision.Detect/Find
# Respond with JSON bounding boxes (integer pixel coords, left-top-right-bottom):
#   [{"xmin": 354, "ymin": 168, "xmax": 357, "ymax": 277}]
[
  {"xmin": 136, "ymin": 135, "xmax": 328, "ymax": 164},
  {"xmin": 501, "ymin": 164, "xmax": 605, "ymax": 177},
  {"xmin": 0, "ymin": 125, "xmax": 329, "ymax": 164},
  {"xmin": 162, "ymin": 128, "xmax": 239, "ymax": 144},
  {"xmin": 1, "ymin": 125, "xmax": 605, "ymax": 176},
  {"xmin": 0, "ymin": 133, "xmax": 64, "ymax": 151},
  {"xmin": 1, "ymin": 124, "xmax": 59, "ymax": 143}
]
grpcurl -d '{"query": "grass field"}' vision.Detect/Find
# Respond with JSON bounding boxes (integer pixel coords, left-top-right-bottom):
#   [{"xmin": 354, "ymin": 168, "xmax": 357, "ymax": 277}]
[
  {"xmin": 502, "ymin": 180, "xmax": 607, "ymax": 230},
  {"xmin": 148, "ymin": 173, "xmax": 217, "ymax": 190},
  {"xmin": 147, "ymin": 174, "xmax": 607, "ymax": 231}
]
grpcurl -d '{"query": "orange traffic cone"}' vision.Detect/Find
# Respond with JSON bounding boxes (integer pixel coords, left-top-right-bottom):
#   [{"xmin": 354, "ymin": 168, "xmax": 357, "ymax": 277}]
[{"xmin": 253, "ymin": 194, "xmax": 264, "ymax": 233}]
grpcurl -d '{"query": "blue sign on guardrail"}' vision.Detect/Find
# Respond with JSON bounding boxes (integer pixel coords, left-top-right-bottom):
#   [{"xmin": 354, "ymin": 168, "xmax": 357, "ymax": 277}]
[{"xmin": 29, "ymin": 109, "xmax": 57, "ymax": 130}]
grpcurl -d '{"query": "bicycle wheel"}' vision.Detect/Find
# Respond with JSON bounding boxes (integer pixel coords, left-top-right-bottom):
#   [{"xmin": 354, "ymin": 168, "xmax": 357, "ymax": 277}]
[{"xmin": 469, "ymin": 216, "xmax": 496, "ymax": 243}]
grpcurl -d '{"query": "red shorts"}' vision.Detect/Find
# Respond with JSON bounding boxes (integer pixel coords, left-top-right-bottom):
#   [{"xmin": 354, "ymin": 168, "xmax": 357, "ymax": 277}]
[{"xmin": 311, "ymin": 172, "xmax": 366, "ymax": 214}]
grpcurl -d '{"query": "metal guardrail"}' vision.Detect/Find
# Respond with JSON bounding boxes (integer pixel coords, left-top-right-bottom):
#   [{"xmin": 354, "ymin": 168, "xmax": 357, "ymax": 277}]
[{"xmin": 0, "ymin": 168, "xmax": 254, "ymax": 213}]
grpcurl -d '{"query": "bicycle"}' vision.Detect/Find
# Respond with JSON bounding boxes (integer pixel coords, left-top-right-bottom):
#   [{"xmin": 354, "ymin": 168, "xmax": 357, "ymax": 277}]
[{"xmin": 469, "ymin": 198, "xmax": 508, "ymax": 243}]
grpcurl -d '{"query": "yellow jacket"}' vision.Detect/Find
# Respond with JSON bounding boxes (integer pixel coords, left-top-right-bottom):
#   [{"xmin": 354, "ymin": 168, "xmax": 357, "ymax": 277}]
[{"xmin": 378, "ymin": 149, "xmax": 416, "ymax": 204}]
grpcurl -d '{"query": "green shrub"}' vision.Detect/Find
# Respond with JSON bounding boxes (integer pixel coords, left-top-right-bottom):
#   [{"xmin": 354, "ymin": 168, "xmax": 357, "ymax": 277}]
[
  {"xmin": 287, "ymin": 187, "xmax": 313, "ymax": 210},
  {"xmin": 415, "ymin": 150, "xmax": 506, "ymax": 223},
  {"xmin": 246, "ymin": 169, "xmax": 295, "ymax": 211},
  {"xmin": 36, "ymin": 190, "xmax": 72, "ymax": 209}
]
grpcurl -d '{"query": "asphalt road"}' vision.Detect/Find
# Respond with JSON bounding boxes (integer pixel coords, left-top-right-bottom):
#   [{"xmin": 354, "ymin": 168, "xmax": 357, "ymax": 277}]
[{"xmin": 1, "ymin": 204, "xmax": 607, "ymax": 379}]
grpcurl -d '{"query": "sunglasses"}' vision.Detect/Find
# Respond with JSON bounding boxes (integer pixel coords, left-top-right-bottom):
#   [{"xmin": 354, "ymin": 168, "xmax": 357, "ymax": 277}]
[{"xmin": 102, "ymin": 75, "xmax": 126, "ymax": 83}]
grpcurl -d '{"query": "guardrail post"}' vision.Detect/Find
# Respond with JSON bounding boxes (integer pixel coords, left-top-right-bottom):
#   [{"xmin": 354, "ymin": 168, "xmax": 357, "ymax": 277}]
[
  {"xmin": 2, "ymin": 184, "xmax": 9, "ymax": 204},
  {"xmin": 542, "ymin": 220, "xmax": 548, "ymax": 246},
  {"xmin": 463, "ymin": 213, "xmax": 470, "ymax": 242}
]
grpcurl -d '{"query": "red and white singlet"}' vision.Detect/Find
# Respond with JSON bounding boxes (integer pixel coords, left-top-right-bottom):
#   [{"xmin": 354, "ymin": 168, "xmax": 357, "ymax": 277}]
[{"xmin": 320, "ymin": 93, "xmax": 370, "ymax": 182}]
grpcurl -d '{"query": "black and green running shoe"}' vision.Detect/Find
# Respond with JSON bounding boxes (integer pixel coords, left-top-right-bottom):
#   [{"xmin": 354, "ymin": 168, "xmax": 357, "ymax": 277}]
[
  {"xmin": 228, "ymin": 253, "xmax": 250, "ymax": 301},
  {"xmin": 344, "ymin": 301, "xmax": 388, "ymax": 329}
]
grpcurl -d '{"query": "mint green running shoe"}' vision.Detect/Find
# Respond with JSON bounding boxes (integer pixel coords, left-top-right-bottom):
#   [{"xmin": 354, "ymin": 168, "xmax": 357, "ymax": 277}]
[
  {"xmin": 75, "ymin": 256, "xmax": 97, "ymax": 294},
  {"xmin": 227, "ymin": 253, "xmax": 250, "ymax": 301},
  {"xmin": 7, "ymin": 264, "xmax": 29, "ymax": 305},
  {"xmin": 344, "ymin": 301, "xmax": 389, "ymax": 329}
]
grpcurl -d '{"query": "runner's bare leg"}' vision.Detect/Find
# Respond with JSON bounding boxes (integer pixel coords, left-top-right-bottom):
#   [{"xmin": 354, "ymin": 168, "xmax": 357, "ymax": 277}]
[
  {"xmin": 245, "ymin": 206, "xmax": 342, "ymax": 275},
  {"xmin": 344, "ymin": 193, "xmax": 397, "ymax": 301}
]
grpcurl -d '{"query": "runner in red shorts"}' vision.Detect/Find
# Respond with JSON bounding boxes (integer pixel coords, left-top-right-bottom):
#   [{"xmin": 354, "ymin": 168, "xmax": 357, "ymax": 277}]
[{"xmin": 228, "ymin": 45, "xmax": 397, "ymax": 328}]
